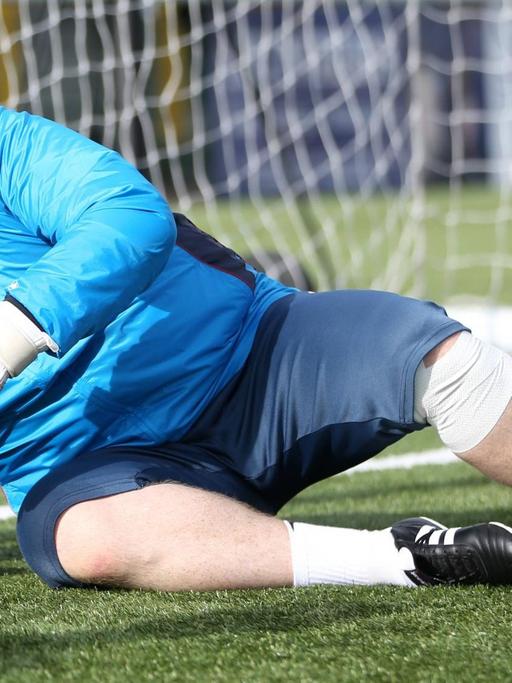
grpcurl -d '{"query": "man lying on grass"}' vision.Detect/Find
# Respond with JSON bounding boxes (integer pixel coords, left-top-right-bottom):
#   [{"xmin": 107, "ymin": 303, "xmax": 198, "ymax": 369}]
[{"xmin": 0, "ymin": 106, "xmax": 511, "ymax": 592}]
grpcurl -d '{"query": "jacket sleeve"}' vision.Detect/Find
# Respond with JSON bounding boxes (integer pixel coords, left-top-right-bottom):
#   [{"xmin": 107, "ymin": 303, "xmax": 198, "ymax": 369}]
[{"xmin": 0, "ymin": 107, "xmax": 176, "ymax": 355}]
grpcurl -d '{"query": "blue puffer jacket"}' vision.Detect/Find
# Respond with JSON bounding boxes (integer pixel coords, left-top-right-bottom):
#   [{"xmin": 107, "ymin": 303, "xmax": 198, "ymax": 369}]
[{"xmin": 0, "ymin": 108, "xmax": 293, "ymax": 512}]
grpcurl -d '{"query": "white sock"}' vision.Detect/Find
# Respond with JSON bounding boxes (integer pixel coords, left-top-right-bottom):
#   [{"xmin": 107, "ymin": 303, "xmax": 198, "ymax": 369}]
[{"xmin": 285, "ymin": 521, "xmax": 417, "ymax": 587}]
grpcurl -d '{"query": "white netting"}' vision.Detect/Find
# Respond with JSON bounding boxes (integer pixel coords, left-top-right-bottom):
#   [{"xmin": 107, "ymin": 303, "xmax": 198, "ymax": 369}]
[{"xmin": 1, "ymin": 0, "xmax": 511, "ymax": 299}]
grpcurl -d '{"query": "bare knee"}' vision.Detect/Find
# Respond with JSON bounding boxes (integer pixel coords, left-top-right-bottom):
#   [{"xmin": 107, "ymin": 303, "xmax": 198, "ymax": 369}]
[
  {"xmin": 55, "ymin": 499, "xmax": 119, "ymax": 584},
  {"xmin": 55, "ymin": 493, "xmax": 157, "ymax": 585}
]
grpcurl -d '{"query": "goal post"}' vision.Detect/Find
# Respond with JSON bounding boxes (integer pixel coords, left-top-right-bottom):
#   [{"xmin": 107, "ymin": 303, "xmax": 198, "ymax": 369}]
[{"xmin": 1, "ymin": 0, "xmax": 512, "ymax": 303}]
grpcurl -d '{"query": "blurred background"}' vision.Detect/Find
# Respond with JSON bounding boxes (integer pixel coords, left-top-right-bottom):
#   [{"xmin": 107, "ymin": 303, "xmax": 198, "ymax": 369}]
[{"xmin": 0, "ymin": 0, "xmax": 511, "ymax": 341}]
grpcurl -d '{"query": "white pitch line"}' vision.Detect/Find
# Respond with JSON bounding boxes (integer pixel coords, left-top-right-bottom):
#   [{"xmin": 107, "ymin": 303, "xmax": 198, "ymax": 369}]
[
  {"xmin": 0, "ymin": 448, "xmax": 458, "ymax": 522},
  {"xmin": 342, "ymin": 448, "xmax": 457, "ymax": 475}
]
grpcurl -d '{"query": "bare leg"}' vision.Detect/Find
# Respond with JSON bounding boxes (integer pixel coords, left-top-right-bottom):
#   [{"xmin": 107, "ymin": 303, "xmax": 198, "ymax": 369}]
[
  {"xmin": 55, "ymin": 480, "xmax": 422, "ymax": 591},
  {"xmin": 55, "ymin": 333, "xmax": 505, "ymax": 593},
  {"xmin": 422, "ymin": 332, "xmax": 512, "ymax": 486},
  {"xmin": 456, "ymin": 401, "xmax": 512, "ymax": 486},
  {"xmin": 55, "ymin": 483, "xmax": 293, "ymax": 591}
]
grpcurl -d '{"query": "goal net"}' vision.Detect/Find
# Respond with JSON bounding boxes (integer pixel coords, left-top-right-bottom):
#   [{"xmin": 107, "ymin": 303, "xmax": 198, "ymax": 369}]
[{"xmin": 1, "ymin": 0, "xmax": 512, "ymax": 305}]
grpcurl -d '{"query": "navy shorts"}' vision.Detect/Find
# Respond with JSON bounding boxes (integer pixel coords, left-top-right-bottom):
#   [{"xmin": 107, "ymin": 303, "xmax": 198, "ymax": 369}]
[{"xmin": 16, "ymin": 290, "xmax": 466, "ymax": 588}]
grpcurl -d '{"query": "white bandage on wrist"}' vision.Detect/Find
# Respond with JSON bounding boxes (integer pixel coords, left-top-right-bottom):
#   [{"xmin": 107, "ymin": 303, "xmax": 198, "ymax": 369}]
[
  {"xmin": 0, "ymin": 301, "xmax": 59, "ymax": 377},
  {"xmin": 0, "ymin": 362, "xmax": 9, "ymax": 390},
  {"xmin": 414, "ymin": 331, "xmax": 512, "ymax": 453}
]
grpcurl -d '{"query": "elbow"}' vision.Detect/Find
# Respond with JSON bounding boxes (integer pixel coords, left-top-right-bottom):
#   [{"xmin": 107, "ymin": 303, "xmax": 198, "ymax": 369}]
[
  {"xmin": 133, "ymin": 182, "xmax": 176, "ymax": 261},
  {"xmin": 107, "ymin": 188, "xmax": 176, "ymax": 271},
  {"xmin": 150, "ymin": 202, "xmax": 177, "ymax": 258},
  {"xmin": 138, "ymin": 203, "xmax": 176, "ymax": 278}
]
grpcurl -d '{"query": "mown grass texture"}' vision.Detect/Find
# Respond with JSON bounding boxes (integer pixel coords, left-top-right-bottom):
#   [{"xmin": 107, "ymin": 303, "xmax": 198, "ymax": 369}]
[
  {"xmin": 2, "ymin": 183, "xmax": 512, "ymax": 681},
  {"xmin": 2, "ymin": 453, "xmax": 512, "ymax": 683}
]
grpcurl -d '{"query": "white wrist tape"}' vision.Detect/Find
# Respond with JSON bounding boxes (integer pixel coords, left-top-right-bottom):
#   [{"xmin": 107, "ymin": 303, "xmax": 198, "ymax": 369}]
[
  {"xmin": 0, "ymin": 362, "xmax": 9, "ymax": 390},
  {"xmin": 0, "ymin": 301, "xmax": 59, "ymax": 377},
  {"xmin": 414, "ymin": 331, "xmax": 512, "ymax": 453}
]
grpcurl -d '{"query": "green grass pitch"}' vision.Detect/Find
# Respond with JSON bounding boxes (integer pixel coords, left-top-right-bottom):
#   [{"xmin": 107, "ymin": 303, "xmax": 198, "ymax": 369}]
[
  {"xmin": 3, "ymin": 450, "xmax": 512, "ymax": 682},
  {"xmin": 2, "ymin": 185, "xmax": 512, "ymax": 681},
  {"xmin": 187, "ymin": 184, "xmax": 512, "ymax": 302}
]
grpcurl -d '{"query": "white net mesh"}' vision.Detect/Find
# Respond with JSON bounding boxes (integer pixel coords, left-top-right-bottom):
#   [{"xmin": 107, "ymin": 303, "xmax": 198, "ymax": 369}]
[{"xmin": 1, "ymin": 0, "xmax": 511, "ymax": 300}]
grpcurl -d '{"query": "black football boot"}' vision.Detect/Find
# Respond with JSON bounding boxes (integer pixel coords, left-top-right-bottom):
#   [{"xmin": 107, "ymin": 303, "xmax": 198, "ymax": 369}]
[{"xmin": 391, "ymin": 517, "xmax": 512, "ymax": 586}]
